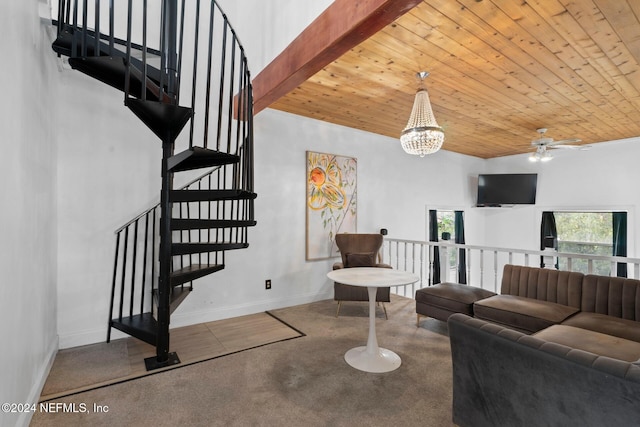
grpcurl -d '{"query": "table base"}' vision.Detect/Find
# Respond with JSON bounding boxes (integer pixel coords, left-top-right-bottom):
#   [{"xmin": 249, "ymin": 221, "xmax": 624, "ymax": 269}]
[{"xmin": 344, "ymin": 346, "xmax": 401, "ymax": 373}]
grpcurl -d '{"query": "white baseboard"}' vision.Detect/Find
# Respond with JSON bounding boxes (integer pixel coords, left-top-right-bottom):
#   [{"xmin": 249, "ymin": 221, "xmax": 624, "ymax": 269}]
[
  {"xmin": 170, "ymin": 291, "xmax": 333, "ymax": 327},
  {"xmin": 18, "ymin": 336, "xmax": 58, "ymax": 427},
  {"xmin": 57, "ymin": 292, "xmax": 333, "ymax": 349}
]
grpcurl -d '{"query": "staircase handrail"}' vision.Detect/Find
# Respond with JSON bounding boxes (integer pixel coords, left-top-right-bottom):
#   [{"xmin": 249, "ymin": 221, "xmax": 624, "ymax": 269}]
[{"xmin": 114, "ymin": 166, "xmax": 220, "ymax": 234}]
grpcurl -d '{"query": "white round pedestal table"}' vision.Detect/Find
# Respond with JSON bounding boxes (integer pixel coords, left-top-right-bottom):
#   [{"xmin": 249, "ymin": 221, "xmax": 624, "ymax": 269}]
[{"xmin": 327, "ymin": 267, "xmax": 419, "ymax": 373}]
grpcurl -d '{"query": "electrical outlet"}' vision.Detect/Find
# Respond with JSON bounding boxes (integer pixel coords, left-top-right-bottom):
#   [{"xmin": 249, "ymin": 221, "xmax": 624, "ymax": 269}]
[{"xmin": 265, "ymin": 279, "xmax": 271, "ymax": 290}]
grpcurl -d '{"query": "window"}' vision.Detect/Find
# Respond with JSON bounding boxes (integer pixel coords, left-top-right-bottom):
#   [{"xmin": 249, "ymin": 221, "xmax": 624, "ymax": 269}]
[
  {"xmin": 437, "ymin": 211, "xmax": 457, "ymax": 277},
  {"xmin": 554, "ymin": 212, "xmax": 613, "ymax": 275}
]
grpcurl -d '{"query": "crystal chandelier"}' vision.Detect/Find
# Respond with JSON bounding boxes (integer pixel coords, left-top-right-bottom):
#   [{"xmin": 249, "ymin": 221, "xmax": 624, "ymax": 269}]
[{"xmin": 400, "ymin": 71, "xmax": 445, "ymax": 157}]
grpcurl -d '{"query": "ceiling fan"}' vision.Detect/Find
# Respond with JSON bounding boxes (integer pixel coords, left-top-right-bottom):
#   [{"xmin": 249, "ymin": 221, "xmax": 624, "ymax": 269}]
[{"xmin": 528, "ymin": 128, "xmax": 588, "ymax": 162}]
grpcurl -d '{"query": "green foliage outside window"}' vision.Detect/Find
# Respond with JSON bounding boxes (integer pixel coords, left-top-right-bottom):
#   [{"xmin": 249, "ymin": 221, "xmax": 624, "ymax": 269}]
[{"xmin": 555, "ymin": 212, "xmax": 612, "ymax": 275}]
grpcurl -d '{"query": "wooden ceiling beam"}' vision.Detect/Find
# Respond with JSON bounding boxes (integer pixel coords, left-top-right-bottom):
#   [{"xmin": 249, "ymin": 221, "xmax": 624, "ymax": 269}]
[{"xmin": 251, "ymin": 0, "xmax": 423, "ymax": 114}]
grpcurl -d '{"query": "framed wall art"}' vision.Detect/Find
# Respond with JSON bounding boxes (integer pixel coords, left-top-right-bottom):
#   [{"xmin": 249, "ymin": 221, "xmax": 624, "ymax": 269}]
[{"xmin": 306, "ymin": 151, "xmax": 357, "ymax": 260}]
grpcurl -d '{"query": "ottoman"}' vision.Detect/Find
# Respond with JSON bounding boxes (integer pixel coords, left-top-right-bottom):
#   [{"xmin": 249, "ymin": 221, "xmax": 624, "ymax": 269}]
[{"xmin": 415, "ymin": 283, "xmax": 496, "ymax": 326}]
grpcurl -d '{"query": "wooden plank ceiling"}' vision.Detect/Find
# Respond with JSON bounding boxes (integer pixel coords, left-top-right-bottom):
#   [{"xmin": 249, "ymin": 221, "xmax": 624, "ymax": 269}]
[{"xmin": 260, "ymin": 0, "xmax": 640, "ymax": 159}]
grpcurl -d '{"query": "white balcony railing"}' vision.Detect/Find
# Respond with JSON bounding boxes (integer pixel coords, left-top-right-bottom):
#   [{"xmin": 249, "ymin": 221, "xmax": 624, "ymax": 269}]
[{"xmin": 382, "ymin": 238, "xmax": 640, "ymax": 298}]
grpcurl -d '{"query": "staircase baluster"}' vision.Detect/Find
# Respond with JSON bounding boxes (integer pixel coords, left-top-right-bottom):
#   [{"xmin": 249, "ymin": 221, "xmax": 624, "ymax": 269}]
[
  {"xmin": 178, "ymin": 201, "xmax": 185, "ymax": 271},
  {"xmin": 129, "ymin": 219, "xmax": 139, "ymax": 317},
  {"xmin": 140, "ymin": 213, "xmax": 150, "ymax": 314},
  {"xmin": 203, "ymin": 0, "xmax": 215, "ymax": 150},
  {"xmin": 119, "ymin": 227, "xmax": 129, "ymax": 321},
  {"xmin": 158, "ymin": 1, "xmax": 166, "ymax": 101},
  {"xmin": 152, "ymin": 207, "xmax": 157, "ymax": 294},
  {"xmin": 226, "ymin": 36, "xmax": 236, "ymax": 154},
  {"xmin": 94, "ymin": 0, "xmax": 100, "ymax": 55},
  {"xmin": 185, "ymin": 198, "xmax": 193, "ymax": 266},
  {"xmin": 197, "ymin": 181, "xmax": 202, "ymax": 266},
  {"xmin": 124, "ymin": 0, "xmax": 132, "ymax": 99},
  {"xmin": 71, "ymin": 0, "xmax": 78, "ymax": 57},
  {"xmin": 108, "ymin": 0, "xmax": 114, "ymax": 55},
  {"xmin": 188, "ymin": 0, "xmax": 201, "ymax": 149},
  {"xmin": 57, "ymin": 0, "xmax": 65, "ymax": 34},
  {"xmin": 215, "ymin": 20, "xmax": 228, "ymax": 152},
  {"xmin": 64, "ymin": 0, "xmax": 71, "ymax": 31},
  {"xmin": 81, "ymin": 0, "xmax": 88, "ymax": 57},
  {"xmin": 141, "ymin": 0, "xmax": 147, "ymax": 101},
  {"xmin": 107, "ymin": 231, "xmax": 121, "ymax": 342},
  {"xmin": 176, "ymin": 0, "xmax": 187, "ymax": 105}
]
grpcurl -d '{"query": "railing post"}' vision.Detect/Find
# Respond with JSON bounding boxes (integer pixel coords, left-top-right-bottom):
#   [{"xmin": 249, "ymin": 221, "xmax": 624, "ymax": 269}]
[
  {"xmin": 443, "ymin": 245, "xmax": 450, "ymax": 282},
  {"xmin": 465, "ymin": 248, "xmax": 473, "ymax": 285},
  {"xmin": 479, "ymin": 249, "xmax": 484, "ymax": 289},
  {"xmin": 493, "ymin": 250, "xmax": 498, "ymax": 292},
  {"xmin": 420, "ymin": 243, "xmax": 424, "ymax": 289}
]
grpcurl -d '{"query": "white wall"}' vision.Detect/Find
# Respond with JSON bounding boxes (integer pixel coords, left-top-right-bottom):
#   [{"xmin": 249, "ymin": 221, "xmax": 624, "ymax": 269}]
[
  {"xmin": 167, "ymin": 109, "xmax": 486, "ymax": 328},
  {"xmin": 482, "ymin": 138, "xmax": 640, "ymax": 255},
  {"xmin": 55, "ymin": 70, "xmax": 162, "ymax": 347},
  {"xmin": 215, "ymin": 0, "xmax": 334, "ymax": 72},
  {"xmin": 0, "ymin": 1, "xmax": 59, "ymax": 426}
]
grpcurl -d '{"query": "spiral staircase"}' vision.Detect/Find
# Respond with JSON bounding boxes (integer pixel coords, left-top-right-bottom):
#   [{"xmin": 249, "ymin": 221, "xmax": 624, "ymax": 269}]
[{"xmin": 52, "ymin": 0, "xmax": 256, "ymax": 370}]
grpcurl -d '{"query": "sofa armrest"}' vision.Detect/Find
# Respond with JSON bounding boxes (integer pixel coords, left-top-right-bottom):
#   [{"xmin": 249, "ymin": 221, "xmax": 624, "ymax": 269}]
[{"xmin": 448, "ymin": 313, "xmax": 640, "ymax": 427}]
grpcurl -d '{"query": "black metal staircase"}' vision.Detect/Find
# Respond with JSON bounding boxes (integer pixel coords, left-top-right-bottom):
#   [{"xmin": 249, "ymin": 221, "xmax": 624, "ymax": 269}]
[{"xmin": 53, "ymin": 0, "xmax": 256, "ymax": 370}]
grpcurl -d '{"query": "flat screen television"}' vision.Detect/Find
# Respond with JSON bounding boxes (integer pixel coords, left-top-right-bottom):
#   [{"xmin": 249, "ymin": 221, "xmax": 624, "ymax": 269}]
[{"xmin": 476, "ymin": 173, "xmax": 538, "ymax": 207}]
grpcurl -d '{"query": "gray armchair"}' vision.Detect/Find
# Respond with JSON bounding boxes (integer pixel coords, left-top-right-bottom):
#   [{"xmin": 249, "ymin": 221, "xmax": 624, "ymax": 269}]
[{"xmin": 332, "ymin": 233, "xmax": 392, "ymax": 318}]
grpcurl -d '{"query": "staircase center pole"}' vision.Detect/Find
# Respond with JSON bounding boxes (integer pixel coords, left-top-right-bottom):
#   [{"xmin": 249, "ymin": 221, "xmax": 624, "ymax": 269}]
[
  {"xmin": 150, "ymin": 137, "xmax": 177, "ymax": 369},
  {"xmin": 162, "ymin": 0, "xmax": 179, "ymax": 100},
  {"xmin": 144, "ymin": 0, "xmax": 181, "ymax": 371}
]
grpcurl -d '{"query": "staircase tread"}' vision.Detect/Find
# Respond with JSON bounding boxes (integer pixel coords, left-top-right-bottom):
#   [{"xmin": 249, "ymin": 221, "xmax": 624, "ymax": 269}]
[
  {"xmin": 170, "ymin": 263, "xmax": 226, "ymax": 286},
  {"xmin": 172, "ymin": 263, "xmax": 225, "ymax": 275},
  {"xmin": 171, "ymin": 219, "xmax": 257, "ymax": 230},
  {"xmin": 169, "ymin": 189, "xmax": 257, "ymax": 202},
  {"xmin": 171, "ymin": 242, "xmax": 249, "ymax": 256},
  {"xmin": 168, "ymin": 147, "xmax": 240, "ymax": 172},
  {"xmin": 110, "ymin": 313, "xmax": 157, "ymax": 346},
  {"xmin": 127, "ymin": 99, "xmax": 193, "ymax": 141}
]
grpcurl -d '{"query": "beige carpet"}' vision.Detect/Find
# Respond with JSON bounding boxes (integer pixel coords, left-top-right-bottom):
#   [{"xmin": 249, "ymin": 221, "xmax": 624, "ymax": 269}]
[{"xmin": 31, "ymin": 297, "xmax": 455, "ymax": 426}]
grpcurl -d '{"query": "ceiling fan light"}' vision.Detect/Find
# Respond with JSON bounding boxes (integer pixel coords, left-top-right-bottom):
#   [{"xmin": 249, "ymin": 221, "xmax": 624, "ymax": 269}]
[
  {"xmin": 400, "ymin": 73, "xmax": 444, "ymax": 157},
  {"xmin": 529, "ymin": 153, "xmax": 539, "ymax": 162}
]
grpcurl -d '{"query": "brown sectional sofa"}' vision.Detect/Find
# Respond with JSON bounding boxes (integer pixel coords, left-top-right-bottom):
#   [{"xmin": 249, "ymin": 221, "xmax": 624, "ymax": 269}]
[
  {"xmin": 473, "ymin": 265, "xmax": 640, "ymax": 355},
  {"xmin": 442, "ymin": 264, "xmax": 640, "ymax": 426}
]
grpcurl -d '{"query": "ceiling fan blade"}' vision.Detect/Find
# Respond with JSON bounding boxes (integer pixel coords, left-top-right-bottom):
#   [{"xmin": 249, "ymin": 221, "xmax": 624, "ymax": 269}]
[
  {"xmin": 551, "ymin": 144, "xmax": 591, "ymax": 150},
  {"xmin": 547, "ymin": 138, "xmax": 581, "ymax": 146}
]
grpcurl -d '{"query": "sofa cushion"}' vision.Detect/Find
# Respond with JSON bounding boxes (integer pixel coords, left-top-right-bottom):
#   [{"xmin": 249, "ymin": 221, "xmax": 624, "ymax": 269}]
[
  {"xmin": 561, "ymin": 312, "xmax": 640, "ymax": 343},
  {"xmin": 474, "ymin": 295, "xmax": 579, "ymax": 333},
  {"xmin": 344, "ymin": 252, "xmax": 376, "ymax": 267},
  {"xmin": 580, "ymin": 274, "xmax": 640, "ymax": 320},
  {"xmin": 501, "ymin": 264, "xmax": 583, "ymax": 308},
  {"xmin": 416, "ymin": 283, "xmax": 496, "ymax": 316},
  {"xmin": 534, "ymin": 325, "xmax": 640, "ymax": 362}
]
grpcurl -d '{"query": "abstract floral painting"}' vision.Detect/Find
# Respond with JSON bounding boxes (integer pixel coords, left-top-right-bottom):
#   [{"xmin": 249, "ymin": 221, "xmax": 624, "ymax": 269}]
[{"xmin": 306, "ymin": 151, "xmax": 357, "ymax": 260}]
